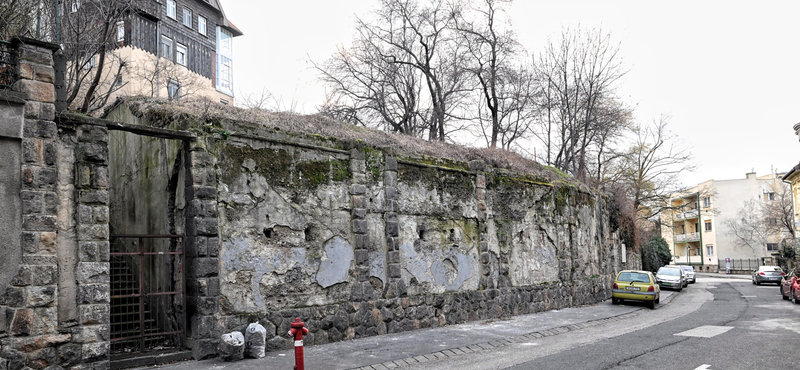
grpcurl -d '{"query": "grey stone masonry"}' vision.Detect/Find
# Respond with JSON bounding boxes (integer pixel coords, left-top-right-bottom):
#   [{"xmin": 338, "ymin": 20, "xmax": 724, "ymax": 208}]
[
  {"xmin": 350, "ymin": 149, "xmax": 374, "ymax": 301},
  {"xmin": 185, "ymin": 141, "xmax": 223, "ymax": 360},
  {"xmin": 383, "ymin": 155, "xmax": 405, "ymax": 299}
]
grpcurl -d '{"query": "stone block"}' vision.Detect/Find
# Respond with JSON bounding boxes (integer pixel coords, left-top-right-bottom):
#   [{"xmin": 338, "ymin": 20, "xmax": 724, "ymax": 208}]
[
  {"xmin": 78, "ymin": 304, "xmax": 110, "ymax": 326},
  {"xmin": 19, "ymin": 47, "xmax": 53, "ymax": 66},
  {"xmin": 43, "ymin": 192, "xmax": 57, "ymax": 214},
  {"xmin": 11, "ymin": 309, "xmax": 33, "ymax": 335},
  {"xmin": 76, "ymin": 262, "xmax": 109, "ymax": 284},
  {"xmin": 352, "ymin": 208, "xmax": 366, "ymax": 219},
  {"xmin": 21, "ymin": 191, "xmax": 41, "ymax": 214},
  {"xmin": 207, "ymin": 237, "xmax": 220, "ymax": 257},
  {"xmin": 79, "ymin": 190, "xmax": 108, "ymax": 205},
  {"xmin": 77, "ymin": 284, "xmax": 110, "ymax": 304},
  {"xmin": 350, "ymin": 184, "xmax": 366, "ymax": 195},
  {"xmin": 385, "ymin": 156, "xmax": 397, "ymax": 171},
  {"xmin": 71, "ymin": 325, "xmax": 109, "ymax": 343},
  {"xmin": 384, "ymin": 171, "xmax": 397, "ymax": 187},
  {"xmin": 22, "ymin": 232, "xmax": 38, "ymax": 254},
  {"xmin": 22, "ymin": 215, "xmax": 56, "ymax": 231},
  {"xmin": 388, "ymin": 251, "xmax": 400, "ymax": 264},
  {"xmin": 32, "ymin": 266, "xmax": 57, "ymax": 285},
  {"xmin": 191, "ymin": 217, "xmax": 218, "ymax": 236},
  {"xmin": 353, "ymin": 219, "xmax": 368, "ymax": 234},
  {"xmin": 388, "ymin": 264, "xmax": 402, "ymax": 279},
  {"xmin": 23, "ymin": 100, "xmax": 39, "ymax": 119},
  {"xmin": 189, "ymin": 297, "xmax": 218, "ymax": 315},
  {"xmin": 19, "ymin": 62, "xmax": 34, "ymax": 80},
  {"xmin": 191, "ymin": 338, "xmax": 219, "ymax": 360},
  {"xmin": 190, "ymin": 151, "xmax": 215, "ymax": 167},
  {"xmin": 354, "ymin": 234, "xmax": 367, "ymax": 250},
  {"xmin": 354, "ymin": 249, "xmax": 369, "ymax": 265},
  {"xmin": 78, "ymin": 224, "xmax": 109, "ymax": 241},
  {"xmin": 1, "ymin": 287, "xmax": 24, "ymax": 306},
  {"xmin": 93, "ymin": 206, "xmax": 109, "ymax": 224},
  {"xmin": 14, "ymin": 80, "xmax": 55, "ymax": 103},
  {"xmin": 77, "ymin": 142, "xmax": 108, "ymax": 163},
  {"xmin": 37, "ymin": 167, "xmax": 57, "ymax": 189},
  {"xmin": 40, "ymin": 103, "xmax": 55, "ymax": 121},
  {"xmin": 81, "ymin": 342, "xmax": 109, "ymax": 361},
  {"xmin": 22, "ymin": 255, "xmax": 57, "ymax": 265},
  {"xmin": 22, "ymin": 138, "xmax": 40, "ymax": 163},
  {"xmin": 40, "ymin": 232, "xmax": 57, "ymax": 255},
  {"xmin": 34, "ymin": 66, "xmax": 55, "ymax": 84},
  {"xmin": 26, "ymin": 286, "xmax": 56, "ymax": 307},
  {"xmin": 92, "ymin": 166, "xmax": 108, "ymax": 189},
  {"xmin": 76, "ymin": 164, "xmax": 91, "ymax": 188},
  {"xmin": 207, "ymin": 277, "xmax": 221, "ymax": 296},
  {"xmin": 385, "ymin": 186, "xmax": 397, "ymax": 200},
  {"xmin": 189, "ymin": 258, "xmax": 219, "ymax": 278},
  {"xmin": 191, "ymin": 315, "xmax": 221, "ymax": 339},
  {"xmin": 386, "ymin": 221, "xmax": 399, "ymax": 237},
  {"xmin": 78, "ymin": 242, "xmax": 98, "ymax": 262},
  {"xmin": 23, "ymin": 119, "xmax": 56, "ymax": 139},
  {"xmin": 189, "ymin": 199, "xmax": 218, "ymax": 217},
  {"xmin": 192, "ymin": 185, "xmax": 217, "ymax": 199}
]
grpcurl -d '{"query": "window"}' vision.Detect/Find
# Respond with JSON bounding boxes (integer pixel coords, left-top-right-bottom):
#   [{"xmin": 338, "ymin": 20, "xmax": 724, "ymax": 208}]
[
  {"xmin": 220, "ymin": 98, "xmax": 229, "ymax": 105},
  {"xmin": 706, "ymin": 245, "xmax": 713, "ymax": 256},
  {"xmin": 167, "ymin": 79, "xmax": 180, "ymax": 100},
  {"xmin": 176, "ymin": 43, "xmax": 187, "ymax": 66},
  {"xmin": 767, "ymin": 218, "xmax": 778, "ymax": 226},
  {"xmin": 768, "ymin": 192, "xmax": 776, "ymax": 201},
  {"xmin": 71, "ymin": 0, "xmax": 81, "ymax": 13},
  {"xmin": 216, "ymin": 27, "xmax": 234, "ymax": 96},
  {"xmin": 702, "ymin": 197, "xmax": 711, "ymax": 208},
  {"xmin": 198, "ymin": 16, "xmax": 207, "ymax": 36},
  {"xmin": 183, "ymin": 8, "xmax": 192, "ymax": 28},
  {"xmin": 167, "ymin": 0, "xmax": 176, "ymax": 19},
  {"xmin": 161, "ymin": 36, "xmax": 172, "ymax": 60},
  {"xmin": 767, "ymin": 243, "xmax": 779, "ymax": 251},
  {"xmin": 116, "ymin": 21, "xmax": 125, "ymax": 42},
  {"xmin": 704, "ymin": 221, "xmax": 712, "ymax": 232},
  {"xmin": 83, "ymin": 55, "xmax": 95, "ymax": 70}
]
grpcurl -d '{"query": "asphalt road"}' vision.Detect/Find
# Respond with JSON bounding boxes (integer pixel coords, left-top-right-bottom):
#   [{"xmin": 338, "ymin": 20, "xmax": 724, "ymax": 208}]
[{"xmin": 409, "ymin": 276, "xmax": 800, "ymax": 370}]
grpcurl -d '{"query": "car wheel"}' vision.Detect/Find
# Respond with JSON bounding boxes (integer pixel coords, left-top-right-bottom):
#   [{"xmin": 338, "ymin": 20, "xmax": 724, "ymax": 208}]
[
  {"xmin": 793, "ymin": 291, "xmax": 799, "ymax": 305},
  {"xmin": 647, "ymin": 300, "xmax": 655, "ymax": 309},
  {"xmin": 677, "ymin": 286, "xmax": 682, "ymax": 292},
  {"xmin": 611, "ymin": 297, "xmax": 619, "ymax": 304},
  {"xmin": 783, "ymin": 289, "xmax": 790, "ymax": 300},
  {"xmin": 752, "ymin": 278, "xmax": 756, "ymax": 285},
  {"xmin": 756, "ymin": 280, "xmax": 761, "ymax": 286},
  {"xmin": 655, "ymin": 296, "xmax": 660, "ymax": 304}
]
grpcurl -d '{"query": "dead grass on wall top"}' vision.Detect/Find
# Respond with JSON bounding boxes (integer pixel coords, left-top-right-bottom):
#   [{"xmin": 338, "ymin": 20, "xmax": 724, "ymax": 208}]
[{"xmin": 114, "ymin": 97, "xmax": 582, "ymax": 188}]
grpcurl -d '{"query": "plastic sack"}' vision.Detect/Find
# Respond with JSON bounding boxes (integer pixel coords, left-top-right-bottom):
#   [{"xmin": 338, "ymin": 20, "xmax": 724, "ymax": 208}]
[
  {"xmin": 245, "ymin": 322, "xmax": 267, "ymax": 358},
  {"xmin": 219, "ymin": 331, "xmax": 245, "ymax": 361}
]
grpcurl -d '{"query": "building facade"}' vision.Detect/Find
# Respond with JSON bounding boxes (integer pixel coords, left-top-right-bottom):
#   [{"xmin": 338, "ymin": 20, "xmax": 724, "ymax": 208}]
[
  {"xmin": 73, "ymin": 0, "xmax": 242, "ymax": 106},
  {"xmin": 662, "ymin": 172, "xmax": 790, "ymax": 272}
]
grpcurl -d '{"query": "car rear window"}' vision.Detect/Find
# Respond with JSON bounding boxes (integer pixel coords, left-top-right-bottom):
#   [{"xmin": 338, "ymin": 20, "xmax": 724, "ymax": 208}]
[
  {"xmin": 681, "ymin": 266, "xmax": 693, "ymax": 271},
  {"xmin": 658, "ymin": 268, "xmax": 680, "ymax": 276},
  {"xmin": 762, "ymin": 266, "xmax": 783, "ymax": 272},
  {"xmin": 618, "ymin": 272, "xmax": 651, "ymax": 282}
]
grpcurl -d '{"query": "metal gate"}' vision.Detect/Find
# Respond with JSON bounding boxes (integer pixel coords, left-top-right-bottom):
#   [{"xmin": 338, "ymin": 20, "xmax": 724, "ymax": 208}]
[{"xmin": 110, "ymin": 235, "xmax": 186, "ymax": 357}]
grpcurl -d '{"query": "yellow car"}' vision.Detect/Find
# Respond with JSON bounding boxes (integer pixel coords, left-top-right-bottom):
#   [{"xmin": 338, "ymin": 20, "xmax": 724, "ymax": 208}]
[{"xmin": 611, "ymin": 270, "xmax": 661, "ymax": 309}]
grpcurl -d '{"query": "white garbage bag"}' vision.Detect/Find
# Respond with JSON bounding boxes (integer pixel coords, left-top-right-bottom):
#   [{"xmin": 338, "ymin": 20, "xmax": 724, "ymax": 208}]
[
  {"xmin": 245, "ymin": 322, "xmax": 267, "ymax": 358},
  {"xmin": 219, "ymin": 331, "xmax": 245, "ymax": 361}
]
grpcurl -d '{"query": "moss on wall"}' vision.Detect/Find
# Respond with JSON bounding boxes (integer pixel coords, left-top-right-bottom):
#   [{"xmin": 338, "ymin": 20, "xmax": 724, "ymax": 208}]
[
  {"xmin": 220, "ymin": 144, "xmax": 293, "ymax": 185},
  {"xmin": 398, "ymin": 164, "xmax": 475, "ymax": 201}
]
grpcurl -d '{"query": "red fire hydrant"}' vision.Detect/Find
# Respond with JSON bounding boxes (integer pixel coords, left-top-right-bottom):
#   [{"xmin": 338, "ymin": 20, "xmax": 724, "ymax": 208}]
[{"xmin": 287, "ymin": 318, "xmax": 309, "ymax": 370}]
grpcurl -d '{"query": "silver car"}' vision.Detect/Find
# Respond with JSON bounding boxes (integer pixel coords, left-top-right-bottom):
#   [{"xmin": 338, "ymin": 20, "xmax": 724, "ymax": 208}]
[
  {"xmin": 679, "ymin": 265, "xmax": 696, "ymax": 284},
  {"xmin": 752, "ymin": 266, "xmax": 785, "ymax": 285},
  {"xmin": 655, "ymin": 266, "xmax": 686, "ymax": 291}
]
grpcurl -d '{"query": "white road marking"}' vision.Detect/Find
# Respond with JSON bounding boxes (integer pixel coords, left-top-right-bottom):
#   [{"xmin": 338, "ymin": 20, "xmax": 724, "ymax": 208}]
[
  {"xmin": 693, "ymin": 365, "xmax": 712, "ymax": 370},
  {"xmin": 741, "ymin": 295, "xmax": 756, "ymax": 298},
  {"xmin": 675, "ymin": 325, "xmax": 734, "ymax": 338}
]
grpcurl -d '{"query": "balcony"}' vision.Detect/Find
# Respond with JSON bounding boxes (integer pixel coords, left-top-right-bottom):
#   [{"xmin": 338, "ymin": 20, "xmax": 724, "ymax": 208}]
[
  {"xmin": 675, "ymin": 232, "xmax": 700, "ymax": 243},
  {"xmin": 675, "ymin": 209, "xmax": 699, "ymax": 221}
]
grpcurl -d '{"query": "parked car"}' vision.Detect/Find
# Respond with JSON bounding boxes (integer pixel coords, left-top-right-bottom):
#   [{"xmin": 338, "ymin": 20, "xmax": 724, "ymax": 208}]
[
  {"xmin": 655, "ymin": 266, "xmax": 686, "ymax": 291},
  {"xmin": 752, "ymin": 266, "xmax": 785, "ymax": 285},
  {"xmin": 612, "ymin": 270, "xmax": 660, "ymax": 309},
  {"xmin": 679, "ymin": 265, "xmax": 696, "ymax": 284},
  {"xmin": 780, "ymin": 274, "xmax": 800, "ymax": 303}
]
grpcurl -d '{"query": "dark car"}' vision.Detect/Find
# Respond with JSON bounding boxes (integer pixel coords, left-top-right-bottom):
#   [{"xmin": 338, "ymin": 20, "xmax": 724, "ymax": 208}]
[{"xmin": 752, "ymin": 266, "xmax": 785, "ymax": 285}]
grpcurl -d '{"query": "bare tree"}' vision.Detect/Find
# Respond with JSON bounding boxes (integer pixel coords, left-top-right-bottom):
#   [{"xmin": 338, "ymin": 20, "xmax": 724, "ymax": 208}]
[
  {"xmin": 126, "ymin": 52, "xmax": 205, "ymax": 101},
  {"xmin": 531, "ymin": 26, "xmax": 628, "ymax": 180},
  {"xmin": 611, "ymin": 115, "xmax": 695, "ymax": 218},
  {"xmin": 0, "ymin": 0, "xmax": 39, "ymax": 40},
  {"xmin": 456, "ymin": 0, "xmax": 536, "ymax": 149},
  {"xmin": 317, "ymin": 0, "xmax": 470, "ymax": 141},
  {"xmin": 58, "ymin": 0, "xmax": 135, "ymax": 113}
]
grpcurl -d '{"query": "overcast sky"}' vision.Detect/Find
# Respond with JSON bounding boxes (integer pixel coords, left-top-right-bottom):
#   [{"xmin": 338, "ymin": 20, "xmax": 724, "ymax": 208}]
[{"xmin": 223, "ymin": 0, "xmax": 800, "ymax": 187}]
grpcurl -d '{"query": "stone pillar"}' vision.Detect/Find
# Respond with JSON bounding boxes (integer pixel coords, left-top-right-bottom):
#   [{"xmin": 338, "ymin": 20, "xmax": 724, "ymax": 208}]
[
  {"xmin": 470, "ymin": 160, "xmax": 492, "ymax": 290},
  {"xmin": 349, "ymin": 148, "xmax": 375, "ymax": 301},
  {"xmin": 383, "ymin": 155, "xmax": 405, "ymax": 299},
  {"xmin": 184, "ymin": 141, "xmax": 222, "ymax": 360}
]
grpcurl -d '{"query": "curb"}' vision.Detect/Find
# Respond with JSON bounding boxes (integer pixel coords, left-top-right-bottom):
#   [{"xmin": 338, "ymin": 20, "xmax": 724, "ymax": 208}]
[{"xmin": 350, "ymin": 294, "xmax": 676, "ymax": 370}]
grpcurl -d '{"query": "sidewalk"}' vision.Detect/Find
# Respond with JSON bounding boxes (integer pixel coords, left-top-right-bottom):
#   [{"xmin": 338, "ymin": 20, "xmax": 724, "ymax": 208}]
[{"xmin": 145, "ymin": 291, "xmax": 677, "ymax": 370}]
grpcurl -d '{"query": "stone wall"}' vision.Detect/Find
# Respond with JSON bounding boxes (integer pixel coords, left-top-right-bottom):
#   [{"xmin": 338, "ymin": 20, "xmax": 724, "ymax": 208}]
[
  {"xmin": 0, "ymin": 38, "xmax": 111, "ymax": 370},
  {"xmin": 181, "ymin": 121, "xmax": 626, "ymax": 356}
]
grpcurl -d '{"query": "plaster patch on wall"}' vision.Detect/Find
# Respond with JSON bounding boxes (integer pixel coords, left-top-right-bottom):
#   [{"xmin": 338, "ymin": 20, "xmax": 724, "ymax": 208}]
[
  {"xmin": 315, "ymin": 236, "xmax": 354, "ymax": 288},
  {"xmin": 221, "ymin": 236, "xmax": 307, "ymax": 310},
  {"xmin": 399, "ymin": 242, "xmax": 478, "ymax": 293}
]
